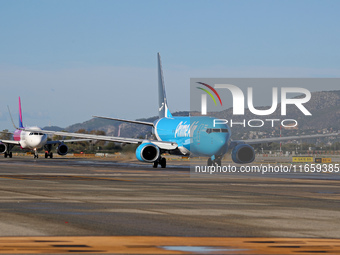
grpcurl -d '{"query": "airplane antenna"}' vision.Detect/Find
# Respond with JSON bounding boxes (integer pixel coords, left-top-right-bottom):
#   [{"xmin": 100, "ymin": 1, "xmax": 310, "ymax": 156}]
[{"xmin": 7, "ymin": 105, "xmax": 18, "ymax": 130}]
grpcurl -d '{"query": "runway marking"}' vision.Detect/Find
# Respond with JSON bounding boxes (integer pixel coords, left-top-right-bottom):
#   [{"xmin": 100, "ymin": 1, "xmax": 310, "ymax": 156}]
[
  {"xmin": 0, "ymin": 176, "xmax": 25, "ymax": 181},
  {"xmin": 0, "ymin": 236, "xmax": 339, "ymax": 254}
]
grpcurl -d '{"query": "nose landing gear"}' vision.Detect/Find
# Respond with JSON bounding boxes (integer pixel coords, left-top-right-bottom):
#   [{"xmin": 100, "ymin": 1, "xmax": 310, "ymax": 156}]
[
  {"xmin": 34, "ymin": 149, "xmax": 39, "ymax": 158},
  {"xmin": 207, "ymin": 156, "xmax": 222, "ymax": 167},
  {"xmin": 34, "ymin": 149, "xmax": 39, "ymax": 159}
]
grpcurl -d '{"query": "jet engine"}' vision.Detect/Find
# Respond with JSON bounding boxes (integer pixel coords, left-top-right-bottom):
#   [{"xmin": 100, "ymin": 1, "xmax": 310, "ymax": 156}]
[
  {"xmin": 231, "ymin": 144, "xmax": 255, "ymax": 164},
  {"xmin": 135, "ymin": 143, "xmax": 160, "ymax": 163},
  {"xmin": 57, "ymin": 144, "xmax": 69, "ymax": 156},
  {"xmin": 0, "ymin": 143, "xmax": 7, "ymax": 154}
]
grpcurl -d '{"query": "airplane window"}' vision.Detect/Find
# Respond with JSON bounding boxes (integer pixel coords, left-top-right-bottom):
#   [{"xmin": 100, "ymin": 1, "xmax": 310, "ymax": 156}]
[
  {"xmin": 29, "ymin": 133, "xmax": 33, "ymax": 135},
  {"xmin": 34, "ymin": 133, "xmax": 38, "ymax": 135},
  {"xmin": 221, "ymin": 129, "xmax": 229, "ymax": 133},
  {"xmin": 206, "ymin": 129, "xmax": 212, "ymax": 134}
]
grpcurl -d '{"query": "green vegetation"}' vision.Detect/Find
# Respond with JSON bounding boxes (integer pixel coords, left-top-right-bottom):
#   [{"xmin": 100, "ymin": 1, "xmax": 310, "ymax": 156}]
[
  {"xmin": 0, "ymin": 129, "xmax": 12, "ymax": 140},
  {"xmin": 253, "ymin": 142, "xmax": 340, "ymax": 154}
]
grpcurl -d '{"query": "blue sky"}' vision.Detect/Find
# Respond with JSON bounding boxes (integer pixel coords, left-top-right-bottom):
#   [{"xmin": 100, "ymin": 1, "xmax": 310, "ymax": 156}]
[{"xmin": 1, "ymin": 0, "xmax": 339, "ymax": 130}]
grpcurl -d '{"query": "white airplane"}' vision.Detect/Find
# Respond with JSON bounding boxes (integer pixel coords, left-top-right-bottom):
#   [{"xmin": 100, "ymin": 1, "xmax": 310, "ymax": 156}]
[
  {"xmin": 21, "ymin": 54, "xmax": 339, "ymax": 167},
  {"xmin": 0, "ymin": 97, "xmax": 90, "ymax": 158}
]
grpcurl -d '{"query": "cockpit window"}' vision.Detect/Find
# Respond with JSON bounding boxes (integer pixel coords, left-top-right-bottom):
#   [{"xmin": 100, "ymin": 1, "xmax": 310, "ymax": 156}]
[
  {"xmin": 29, "ymin": 132, "xmax": 44, "ymax": 135},
  {"xmin": 206, "ymin": 128, "xmax": 229, "ymax": 134}
]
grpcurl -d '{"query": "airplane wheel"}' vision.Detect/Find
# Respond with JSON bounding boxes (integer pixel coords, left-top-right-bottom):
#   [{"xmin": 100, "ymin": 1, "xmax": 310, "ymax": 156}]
[
  {"xmin": 207, "ymin": 158, "xmax": 212, "ymax": 166},
  {"xmin": 45, "ymin": 153, "xmax": 48, "ymax": 158},
  {"xmin": 50, "ymin": 152, "xmax": 53, "ymax": 159},
  {"xmin": 215, "ymin": 159, "xmax": 221, "ymax": 166},
  {"xmin": 153, "ymin": 161, "xmax": 158, "ymax": 168},
  {"xmin": 4, "ymin": 152, "xmax": 7, "ymax": 158},
  {"xmin": 160, "ymin": 157, "xmax": 166, "ymax": 168},
  {"xmin": 9, "ymin": 152, "xmax": 12, "ymax": 158}
]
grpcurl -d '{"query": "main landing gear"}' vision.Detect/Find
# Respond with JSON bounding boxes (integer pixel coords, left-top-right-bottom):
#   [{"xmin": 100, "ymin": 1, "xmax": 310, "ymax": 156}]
[
  {"xmin": 153, "ymin": 157, "xmax": 167, "ymax": 168},
  {"xmin": 207, "ymin": 156, "xmax": 222, "ymax": 167},
  {"xmin": 45, "ymin": 152, "xmax": 53, "ymax": 158},
  {"xmin": 3, "ymin": 145, "xmax": 14, "ymax": 158},
  {"xmin": 4, "ymin": 152, "xmax": 12, "ymax": 158},
  {"xmin": 44, "ymin": 144, "xmax": 53, "ymax": 158}
]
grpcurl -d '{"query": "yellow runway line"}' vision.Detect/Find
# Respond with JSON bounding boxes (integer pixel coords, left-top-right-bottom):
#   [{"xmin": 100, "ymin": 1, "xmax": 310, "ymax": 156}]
[
  {"xmin": 0, "ymin": 176, "xmax": 25, "ymax": 181},
  {"xmin": 0, "ymin": 236, "xmax": 340, "ymax": 254}
]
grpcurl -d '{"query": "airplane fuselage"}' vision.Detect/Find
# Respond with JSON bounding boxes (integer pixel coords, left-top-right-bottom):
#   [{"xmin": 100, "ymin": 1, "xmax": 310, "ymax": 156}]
[
  {"xmin": 13, "ymin": 127, "xmax": 47, "ymax": 150},
  {"xmin": 154, "ymin": 116, "xmax": 230, "ymax": 157}
]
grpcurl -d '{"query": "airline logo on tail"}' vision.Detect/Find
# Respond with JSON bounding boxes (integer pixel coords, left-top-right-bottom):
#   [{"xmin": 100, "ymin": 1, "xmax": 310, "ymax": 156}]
[{"xmin": 196, "ymin": 82, "xmax": 223, "ymax": 115}]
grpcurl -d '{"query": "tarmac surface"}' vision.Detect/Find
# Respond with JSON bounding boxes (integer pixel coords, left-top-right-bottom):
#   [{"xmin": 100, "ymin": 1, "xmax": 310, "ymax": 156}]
[{"xmin": 0, "ymin": 156, "xmax": 339, "ymax": 254}]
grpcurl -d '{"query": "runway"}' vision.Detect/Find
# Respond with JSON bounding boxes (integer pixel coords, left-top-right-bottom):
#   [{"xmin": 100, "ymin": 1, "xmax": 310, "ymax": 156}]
[{"xmin": 0, "ymin": 157, "xmax": 339, "ymax": 254}]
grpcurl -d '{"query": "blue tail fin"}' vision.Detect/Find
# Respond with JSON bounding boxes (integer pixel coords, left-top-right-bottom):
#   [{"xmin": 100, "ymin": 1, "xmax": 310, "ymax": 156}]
[
  {"xmin": 157, "ymin": 53, "xmax": 173, "ymax": 118},
  {"xmin": 19, "ymin": 97, "xmax": 24, "ymax": 128}
]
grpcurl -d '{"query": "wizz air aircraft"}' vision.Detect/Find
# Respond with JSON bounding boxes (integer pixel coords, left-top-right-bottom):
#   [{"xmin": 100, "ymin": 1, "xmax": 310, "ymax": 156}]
[
  {"xmin": 0, "ymin": 97, "xmax": 89, "ymax": 159},
  {"xmin": 22, "ymin": 54, "xmax": 339, "ymax": 167}
]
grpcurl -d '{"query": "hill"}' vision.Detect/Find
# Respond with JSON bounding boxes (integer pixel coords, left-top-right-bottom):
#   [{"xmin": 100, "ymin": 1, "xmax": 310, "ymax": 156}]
[{"xmin": 209, "ymin": 90, "xmax": 340, "ymax": 139}]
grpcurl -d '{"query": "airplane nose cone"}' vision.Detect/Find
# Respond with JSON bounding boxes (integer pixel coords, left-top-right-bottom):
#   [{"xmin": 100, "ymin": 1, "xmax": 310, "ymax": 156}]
[
  {"xmin": 29, "ymin": 136, "xmax": 45, "ymax": 148},
  {"xmin": 212, "ymin": 133, "xmax": 229, "ymax": 151},
  {"xmin": 196, "ymin": 133, "xmax": 229, "ymax": 156}
]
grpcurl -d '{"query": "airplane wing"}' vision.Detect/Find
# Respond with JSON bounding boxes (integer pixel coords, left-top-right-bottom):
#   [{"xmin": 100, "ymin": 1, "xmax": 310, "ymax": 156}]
[
  {"xmin": 0, "ymin": 139, "xmax": 20, "ymax": 145},
  {"xmin": 238, "ymin": 132, "xmax": 339, "ymax": 145},
  {"xmin": 22, "ymin": 129, "xmax": 178, "ymax": 150},
  {"xmin": 93, "ymin": 116, "xmax": 154, "ymax": 126},
  {"xmin": 46, "ymin": 139, "xmax": 93, "ymax": 145}
]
